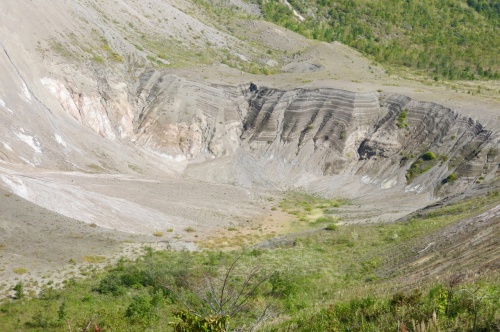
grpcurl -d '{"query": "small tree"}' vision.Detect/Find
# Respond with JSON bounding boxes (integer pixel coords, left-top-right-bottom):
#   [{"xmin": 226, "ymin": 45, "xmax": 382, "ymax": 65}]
[
  {"xmin": 422, "ymin": 151, "xmax": 436, "ymax": 161},
  {"xmin": 13, "ymin": 282, "xmax": 23, "ymax": 299},
  {"xmin": 445, "ymin": 273, "xmax": 463, "ymax": 317},
  {"xmin": 458, "ymin": 287, "xmax": 489, "ymax": 332},
  {"xmin": 166, "ymin": 253, "xmax": 273, "ymax": 331}
]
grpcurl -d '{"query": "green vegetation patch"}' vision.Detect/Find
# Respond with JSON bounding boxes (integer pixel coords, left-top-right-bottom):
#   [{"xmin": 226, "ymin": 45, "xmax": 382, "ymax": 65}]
[
  {"xmin": 281, "ymin": 281, "xmax": 500, "ymax": 331},
  {"xmin": 1, "ymin": 193, "xmax": 499, "ymax": 331},
  {"xmin": 13, "ymin": 267, "xmax": 28, "ymax": 275},
  {"xmin": 397, "ymin": 110, "xmax": 408, "ymax": 129},
  {"xmin": 82, "ymin": 256, "xmax": 106, "ymax": 264},
  {"xmin": 405, "ymin": 151, "xmax": 439, "ymax": 183},
  {"xmin": 254, "ymin": 0, "xmax": 500, "ymax": 80},
  {"xmin": 278, "ymin": 192, "xmax": 347, "ymax": 228},
  {"xmin": 445, "ymin": 172, "xmax": 459, "ymax": 184}
]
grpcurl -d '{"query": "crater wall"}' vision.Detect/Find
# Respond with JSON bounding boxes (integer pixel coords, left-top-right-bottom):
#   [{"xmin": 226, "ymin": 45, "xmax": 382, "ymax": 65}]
[{"xmin": 40, "ymin": 72, "xmax": 499, "ymax": 196}]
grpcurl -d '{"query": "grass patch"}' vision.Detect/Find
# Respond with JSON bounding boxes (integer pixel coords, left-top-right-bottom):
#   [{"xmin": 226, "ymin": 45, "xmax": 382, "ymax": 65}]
[
  {"xmin": 314, "ymin": 216, "xmax": 337, "ymax": 224},
  {"xmin": 82, "ymin": 256, "xmax": 106, "ymax": 264},
  {"xmin": 13, "ymin": 267, "xmax": 28, "ymax": 275},
  {"xmin": 85, "ymin": 163, "xmax": 105, "ymax": 173},
  {"xmin": 278, "ymin": 192, "xmax": 347, "ymax": 228}
]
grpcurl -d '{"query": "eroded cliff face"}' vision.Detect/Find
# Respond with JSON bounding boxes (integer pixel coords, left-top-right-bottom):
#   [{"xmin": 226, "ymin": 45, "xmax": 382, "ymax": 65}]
[
  {"xmin": 0, "ymin": 0, "xmax": 493, "ymax": 200},
  {"xmin": 238, "ymin": 85, "xmax": 498, "ymax": 195},
  {"xmin": 40, "ymin": 71, "xmax": 499, "ymax": 196}
]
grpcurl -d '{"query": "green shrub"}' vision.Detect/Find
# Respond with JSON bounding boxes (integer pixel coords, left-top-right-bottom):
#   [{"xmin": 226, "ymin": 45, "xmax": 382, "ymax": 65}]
[
  {"xmin": 397, "ymin": 111, "xmax": 408, "ymax": 128},
  {"xmin": 325, "ymin": 224, "xmax": 337, "ymax": 231},
  {"xmin": 315, "ymin": 216, "xmax": 335, "ymax": 224},
  {"xmin": 13, "ymin": 282, "xmax": 23, "ymax": 299},
  {"xmin": 170, "ymin": 310, "xmax": 229, "ymax": 332},
  {"xmin": 406, "ymin": 152, "xmax": 439, "ymax": 183},
  {"xmin": 57, "ymin": 301, "xmax": 67, "ymax": 322},
  {"xmin": 125, "ymin": 293, "xmax": 159, "ymax": 325},
  {"xmin": 422, "ymin": 151, "xmax": 436, "ymax": 161},
  {"xmin": 269, "ymin": 271, "xmax": 298, "ymax": 298},
  {"xmin": 95, "ymin": 274, "xmax": 126, "ymax": 296},
  {"xmin": 445, "ymin": 173, "xmax": 458, "ymax": 183}
]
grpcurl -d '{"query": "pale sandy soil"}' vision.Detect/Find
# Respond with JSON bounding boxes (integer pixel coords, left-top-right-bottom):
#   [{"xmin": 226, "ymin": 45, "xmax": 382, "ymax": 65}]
[
  {"xmin": 0, "ymin": 163, "xmax": 275, "ymax": 300},
  {"xmin": 0, "ymin": 185, "xmax": 153, "ymax": 300}
]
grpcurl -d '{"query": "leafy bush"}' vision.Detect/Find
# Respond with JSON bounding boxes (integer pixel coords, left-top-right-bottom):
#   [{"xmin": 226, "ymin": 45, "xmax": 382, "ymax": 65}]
[
  {"xmin": 125, "ymin": 293, "xmax": 159, "ymax": 325},
  {"xmin": 397, "ymin": 111, "xmax": 408, "ymax": 129},
  {"xmin": 95, "ymin": 274, "xmax": 126, "ymax": 296},
  {"xmin": 422, "ymin": 151, "xmax": 436, "ymax": 161},
  {"xmin": 171, "ymin": 310, "xmax": 228, "ymax": 332},
  {"xmin": 406, "ymin": 152, "xmax": 440, "ymax": 183},
  {"xmin": 13, "ymin": 282, "xmax": 23, "ymax": 299},
  {"xmin": 324, "ymin": 224, "xmax": 337, "ymax": 231},
  {"xmin": 445, "ymin": 173, "xmax": 458, "ymax": 183}
]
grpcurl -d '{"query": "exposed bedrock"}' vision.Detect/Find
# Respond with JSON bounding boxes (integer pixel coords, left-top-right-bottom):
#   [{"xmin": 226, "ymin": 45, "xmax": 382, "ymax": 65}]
[{"xmin": 42, "ymin": 72, "xmax": 499, "ymax": 196}]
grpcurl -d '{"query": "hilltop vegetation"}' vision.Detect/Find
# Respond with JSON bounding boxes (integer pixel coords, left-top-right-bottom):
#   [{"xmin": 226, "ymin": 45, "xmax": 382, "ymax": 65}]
[{"xmin": 253, "ymin": 0, "xmax": 500, "ymax": 80}]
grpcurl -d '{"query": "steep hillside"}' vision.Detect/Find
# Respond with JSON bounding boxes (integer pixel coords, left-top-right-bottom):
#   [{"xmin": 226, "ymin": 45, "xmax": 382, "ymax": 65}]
[
  {"xmin": 255, "ymin": 0, "xmax": 500, "ymax": 80},
  {"xmin": 0, "ymin": 0, "xmax": 499, "ymax": 316}
]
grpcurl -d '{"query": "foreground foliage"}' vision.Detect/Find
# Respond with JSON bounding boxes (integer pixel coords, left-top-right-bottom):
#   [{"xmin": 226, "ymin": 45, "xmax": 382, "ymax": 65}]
[
  {"xmin": 1, "ymin": 249, "xmax": 497, "ymax": 331},
  {"xmin": 1, "ymin": 193, "xmax": 499, "ymax": 331}
]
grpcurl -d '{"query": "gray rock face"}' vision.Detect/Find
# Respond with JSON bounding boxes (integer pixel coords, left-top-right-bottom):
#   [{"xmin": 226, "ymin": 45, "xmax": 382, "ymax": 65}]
[
  {"xmin": 37, "ymin": 72, "xmax": 498, "ymax": 196},
  {"xmin": 237, "ymin": 85, "xmax": 497, "ymax": 194}
]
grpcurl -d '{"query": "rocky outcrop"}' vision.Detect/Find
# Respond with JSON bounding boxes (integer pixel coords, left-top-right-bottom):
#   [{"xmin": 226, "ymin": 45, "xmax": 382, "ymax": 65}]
[
  {"xmin": 41, "ymin": 72, "xmax": 498, "ymax": 196},
  {"xmin": 238, "ymin": 85, "xmax": 497, "ymax": 194}
]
